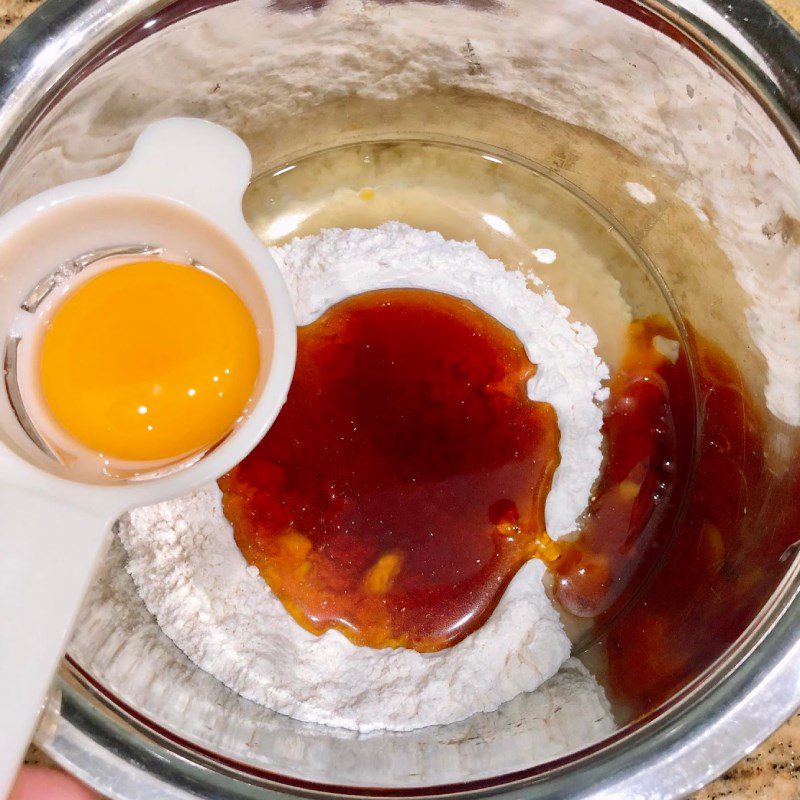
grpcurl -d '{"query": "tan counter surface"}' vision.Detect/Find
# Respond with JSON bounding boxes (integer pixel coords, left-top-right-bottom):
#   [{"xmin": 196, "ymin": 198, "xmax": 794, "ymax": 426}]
[{"xmin": 1, "ymin": 1, "xmax": 799, "ymax": 797}]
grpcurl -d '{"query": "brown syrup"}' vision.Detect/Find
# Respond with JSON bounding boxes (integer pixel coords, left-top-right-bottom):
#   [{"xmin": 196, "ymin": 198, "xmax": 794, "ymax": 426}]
[
  {"xmin": 553, "ymin": 317, "xmax": 695, "ymax": 619},
  {"xmin": 222, "ymin": 289, "xmax": 794, "ymax": 699},
  {"xmin": 219, "ymin": 288, "xmax": 561, "ymax": 652},
  {"xmin": 596, "ymin": 325, "xmax": 789, "ymax": 712},
  {"xmin": 553, "ymin": 317, "xmax": 797, "ymax": 714}
]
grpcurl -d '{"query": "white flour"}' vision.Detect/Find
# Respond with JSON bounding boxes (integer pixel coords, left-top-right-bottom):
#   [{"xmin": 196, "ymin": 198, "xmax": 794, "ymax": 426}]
[{"xmin": 119, "ymin": 223, "xmax": 608, "ymax": 731}]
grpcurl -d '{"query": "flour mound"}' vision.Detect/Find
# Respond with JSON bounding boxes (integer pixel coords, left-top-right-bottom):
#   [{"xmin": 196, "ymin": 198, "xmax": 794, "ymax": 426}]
[
  {"xmin": 120, "ymin": 223, "xmax": 608, "ymax": 731},
  {"xmin": 121, "ymin": 487, "xmax": 569, "ymax": 732}
]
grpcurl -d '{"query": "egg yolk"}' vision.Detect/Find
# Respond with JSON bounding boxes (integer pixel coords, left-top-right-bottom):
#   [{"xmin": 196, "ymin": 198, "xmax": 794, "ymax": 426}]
[{"xmin": 39, "ymin": 260, "xmax": 260, "ymax": 462}]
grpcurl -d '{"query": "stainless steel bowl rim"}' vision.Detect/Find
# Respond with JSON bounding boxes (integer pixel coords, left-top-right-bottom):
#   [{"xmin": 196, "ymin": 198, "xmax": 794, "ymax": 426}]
[{"xmin": 2, "ymin": 1, "xmax": 800, "ymax": 797}]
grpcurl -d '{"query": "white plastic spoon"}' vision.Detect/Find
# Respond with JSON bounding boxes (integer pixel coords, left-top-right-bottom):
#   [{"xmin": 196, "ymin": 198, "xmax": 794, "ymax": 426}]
[{"xmin": 0, "ymin": 118, "xmax": 296, "ymax": 797}]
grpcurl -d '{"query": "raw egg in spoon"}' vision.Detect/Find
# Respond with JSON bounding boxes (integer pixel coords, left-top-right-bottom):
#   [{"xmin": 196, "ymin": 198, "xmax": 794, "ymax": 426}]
[{"xmin": 39, "ymin": 259, "xmax": 260, "ymax": 462}]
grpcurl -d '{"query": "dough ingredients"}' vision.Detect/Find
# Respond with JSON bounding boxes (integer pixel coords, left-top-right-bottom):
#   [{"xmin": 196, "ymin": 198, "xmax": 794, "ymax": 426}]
[{"xmin": 119, "ymin": 223, "xmax": 608, "ymax": 731}]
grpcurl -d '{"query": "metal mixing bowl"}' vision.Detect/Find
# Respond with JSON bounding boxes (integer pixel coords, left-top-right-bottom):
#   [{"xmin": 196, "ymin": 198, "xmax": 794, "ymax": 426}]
[{"xmin": 2, "ymin": 0, "xmax": 800, "ymax": 797}]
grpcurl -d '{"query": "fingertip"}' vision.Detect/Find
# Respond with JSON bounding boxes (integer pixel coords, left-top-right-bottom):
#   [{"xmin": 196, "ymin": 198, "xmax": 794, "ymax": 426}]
[{"xmin": 9, "ymin": 766, "xmax": 99, "ymax": 800}]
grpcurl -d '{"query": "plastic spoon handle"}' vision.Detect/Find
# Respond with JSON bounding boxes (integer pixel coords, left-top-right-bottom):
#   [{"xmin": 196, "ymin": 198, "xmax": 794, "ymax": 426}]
[{"xmin": 0, "ymin": 485, "xmax": 113, "ymax": 798}]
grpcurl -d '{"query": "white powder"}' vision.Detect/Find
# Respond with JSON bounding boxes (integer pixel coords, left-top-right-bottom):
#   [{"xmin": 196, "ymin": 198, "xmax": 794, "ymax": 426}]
[{"xmin": 119, "ymin": 223, "xmax": 608, "ymax": 731}]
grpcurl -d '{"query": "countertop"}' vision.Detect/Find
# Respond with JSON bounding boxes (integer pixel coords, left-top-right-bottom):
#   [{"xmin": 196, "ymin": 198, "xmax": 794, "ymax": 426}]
[{"xmin": 2, "ymin": 1, "xmax": 800, "ymax": 798}]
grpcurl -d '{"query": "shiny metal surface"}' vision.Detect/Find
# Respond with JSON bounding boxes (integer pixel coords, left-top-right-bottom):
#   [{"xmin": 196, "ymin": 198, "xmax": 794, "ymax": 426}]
[{"xmin": 1, "ymin": 0, "xmax": 799, "ymax": 797}]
